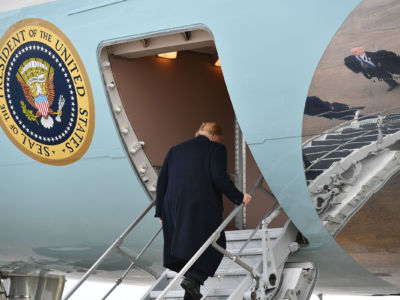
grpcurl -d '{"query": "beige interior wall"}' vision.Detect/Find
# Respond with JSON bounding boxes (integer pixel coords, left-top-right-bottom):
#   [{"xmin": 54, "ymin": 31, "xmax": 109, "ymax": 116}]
[
  {"xmin": 110, "ymin": 51, "xmax": 234, "ymax": 167},
  {"xmin": 245, "ymin": 146, "xmax": 288, "ymax": 228},
  {"xmin": 109, "ymin": 51, "xmax": 285, "ymax": 228}
]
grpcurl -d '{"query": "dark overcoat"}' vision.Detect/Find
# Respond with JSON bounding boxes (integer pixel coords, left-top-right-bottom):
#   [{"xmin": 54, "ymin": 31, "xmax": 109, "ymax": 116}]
[
  {"xmin": 155, "ymin": 135, "xmax": 243, "ymax": 277},
  {"xmin": 344, "ymin": 50, "xmax": 400, "ymax": 79}
]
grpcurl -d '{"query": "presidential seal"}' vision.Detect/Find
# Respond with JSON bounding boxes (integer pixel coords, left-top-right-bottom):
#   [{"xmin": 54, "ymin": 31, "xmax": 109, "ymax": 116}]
[{"xmin": 0, "ymin": 19, "xmax": 94, "ymax": 165}]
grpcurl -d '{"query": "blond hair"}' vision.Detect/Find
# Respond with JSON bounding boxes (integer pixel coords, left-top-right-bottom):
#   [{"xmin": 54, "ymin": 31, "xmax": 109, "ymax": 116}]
[{"xmin": 195, "ymin": 122, "xmax": 222, "ymax": 138}]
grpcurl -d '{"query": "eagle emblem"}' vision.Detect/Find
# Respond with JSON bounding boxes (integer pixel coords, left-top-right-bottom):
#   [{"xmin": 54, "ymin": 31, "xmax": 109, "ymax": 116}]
[{"xmin": 16, "ymin": 58, "xmax": 63, "ymax": 129}]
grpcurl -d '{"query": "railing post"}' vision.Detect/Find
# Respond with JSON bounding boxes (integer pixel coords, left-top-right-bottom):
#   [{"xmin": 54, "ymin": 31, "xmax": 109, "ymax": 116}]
[
  {"xmin": 261, "ymin": 208, "xmax": 281, "ymax": 290},
  {"xmin": 62, "ymin": 200, "xmax": 156, "ymax": 300},
  {"xmin": 102, "ymin": 226, "xmax": 162, "ymax": 300}
]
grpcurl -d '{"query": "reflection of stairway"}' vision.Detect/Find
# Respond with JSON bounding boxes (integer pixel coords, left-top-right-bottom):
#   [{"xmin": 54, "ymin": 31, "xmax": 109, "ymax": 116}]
[
  {"xmin": 142, "ymin": 227, "xmax": 316, "ymax": 300},
  {"xmin": 303, "ymin": 113, "xmax": 400, "ymax": 235}
]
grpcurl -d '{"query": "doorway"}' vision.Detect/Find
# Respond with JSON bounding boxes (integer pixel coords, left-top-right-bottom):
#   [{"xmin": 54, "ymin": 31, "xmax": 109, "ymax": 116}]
[{"xmin": 98, "ymin": 28, "xmax": 286, "ymax": 229}]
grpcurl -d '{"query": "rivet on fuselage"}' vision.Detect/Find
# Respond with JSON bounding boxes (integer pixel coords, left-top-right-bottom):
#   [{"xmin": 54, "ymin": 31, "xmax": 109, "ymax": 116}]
[
  {"xmin": 181, "ymin": 32, "xmax": 191, "ymax": 41},
  {"xmin": 107, "ymin": 81, "xmax": 115, "ymax": 89},
  {"xmin": 129, "ymin": 141, "xmax": 145, "ymax": 154},
  {"xmin": 120, "ymin": 126, "xmax": 129, "ymax": 135},
  {"xmin": 149, "ymin": 184, "xmax": 156, "ymax": 193},
  {"xmin": 113, "ymin": 104, "xmax": 122, "ymax": 114},
  {"xmin": 141, "ymin": 39, "xmax": 150, "ymax": 48},
  {"xmin": 138, "ymin": 165, "xmax": 147, "ymax": 175}
]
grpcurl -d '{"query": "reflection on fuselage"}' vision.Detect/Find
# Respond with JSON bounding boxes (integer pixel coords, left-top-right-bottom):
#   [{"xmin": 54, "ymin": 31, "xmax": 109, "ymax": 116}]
[
  {"xmin": 302, "ymin": 0, "xmax": 400, "ymax": 287},
  {"xmin": 304, "ymin": 96, "xmax": 363, "ymax": 121}
]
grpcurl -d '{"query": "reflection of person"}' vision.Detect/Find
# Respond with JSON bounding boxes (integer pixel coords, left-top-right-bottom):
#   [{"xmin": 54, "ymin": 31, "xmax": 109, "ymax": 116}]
[
  {"xmin": 344, "ymin": 47, "xmax": 400, "ymax": 91},
  {"xmin": 155, "ymin": 122, "xmax": 252, "ymax": 300},
  {"xmin": 304, "ymin": 96, "xmax": 364, "ymax": 120}
]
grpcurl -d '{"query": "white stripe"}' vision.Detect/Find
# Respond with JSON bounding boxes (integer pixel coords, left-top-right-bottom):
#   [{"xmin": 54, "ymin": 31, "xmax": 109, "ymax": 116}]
[{"xmin": 37, "ymin": 102, "xmax": 48, "ymax": 117}]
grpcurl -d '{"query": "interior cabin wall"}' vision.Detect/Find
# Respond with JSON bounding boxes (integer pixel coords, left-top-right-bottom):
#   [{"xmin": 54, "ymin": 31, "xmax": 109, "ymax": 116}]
[
  {"xmin": 109, "ymin": 51, "xmax": 285, "ymax": 228},
  {"xmin": 109, "ymin": 52, "xmax": 234, "ymax": 167},
  {"xmin": 245, "ymin": 145, "xmax": 288, "ymax": 228}
]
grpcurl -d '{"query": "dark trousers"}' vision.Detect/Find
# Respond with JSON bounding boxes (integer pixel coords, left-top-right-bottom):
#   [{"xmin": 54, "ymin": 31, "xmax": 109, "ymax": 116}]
[
  {"xmin": 169, "ymin": 256, "xmax": 209, "ymax": 285},
  {"xmin": 371, "ymin": 68, "xmax": 398, "ymax": 88},
  {"xmin": 185, "ymin": 268, "xmax": 208, "ymax": 285}
]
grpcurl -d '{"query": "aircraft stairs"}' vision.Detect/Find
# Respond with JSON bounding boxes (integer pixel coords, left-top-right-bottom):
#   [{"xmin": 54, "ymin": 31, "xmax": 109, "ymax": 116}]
[
  {"xmin": 143, "ymin": 225, "xmax": 316, "ymax": 300},
  {"xmin": 303, "ymin": 110, "xmax": 400, "ymax": 235},
  {"xmin": 63, "ymin": 176, "xmax": 317, "ymax": 300}
]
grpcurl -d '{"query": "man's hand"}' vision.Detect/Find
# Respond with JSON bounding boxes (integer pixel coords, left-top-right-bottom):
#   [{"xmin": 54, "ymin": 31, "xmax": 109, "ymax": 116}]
[{"xmin": 242, "ymin": 193, "xmax": 252, "ymax": 206}]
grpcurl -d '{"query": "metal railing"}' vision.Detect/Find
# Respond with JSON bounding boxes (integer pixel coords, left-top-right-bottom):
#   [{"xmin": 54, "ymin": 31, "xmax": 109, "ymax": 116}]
[
  {"xmin": 64, "ymin": 174, "xmax": 275, "ymax": 300},
  {"xmin": 200, "ymin": 201, "xmax": 279, "ymax": 299},
  {"xmin": 306, "ymin": 112, "xmax": 400, "ymax": 173},
  {"xmin": 63, "ymin": 200, "xmax": 160, "ymax": 300},
  {"xmin": 102, "ymin": 227, "xmax": 163, "ymax": 300},
  {"xmin": 302, "ymin": 105, "xmax": 400, "ymax": 147},
  {"xmin": 156, "ymin": 175, "xmax": 276, "ymax": 300},
  {"xmin": 0, "ymin": 279, "xmax": 6, "ymax": 300}
]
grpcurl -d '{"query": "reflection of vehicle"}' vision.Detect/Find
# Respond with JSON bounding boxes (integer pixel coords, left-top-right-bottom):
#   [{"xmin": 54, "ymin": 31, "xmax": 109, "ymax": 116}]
[
  {"xmin": 0, "ymin": 1, "xmax": 399, "ymax": 299},
  {"xmin": 303, "ymin": 111, "xmax": 400, "ymax": 235}
]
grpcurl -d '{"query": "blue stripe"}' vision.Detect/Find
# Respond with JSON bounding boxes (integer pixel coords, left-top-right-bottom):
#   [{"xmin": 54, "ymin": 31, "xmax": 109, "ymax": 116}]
[{"xmin": 34, "ymin": 95, "xmax": 48, "ymax": 103}]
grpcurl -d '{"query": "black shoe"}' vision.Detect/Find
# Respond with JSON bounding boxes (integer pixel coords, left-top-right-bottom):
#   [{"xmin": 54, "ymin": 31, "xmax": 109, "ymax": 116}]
[
  {"xmin": 181, "ymin": 277, "xmax": 202, "ymax": 300},
  {"xmin": 183, "ymin": 290, "xmax": 194, "ymax": 300}
]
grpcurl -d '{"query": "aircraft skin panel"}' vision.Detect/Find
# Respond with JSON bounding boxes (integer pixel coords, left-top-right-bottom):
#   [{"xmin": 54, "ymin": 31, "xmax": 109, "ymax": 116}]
[{"xmin": 0, "ymin": 0, "xmax": 399, "ymax": 295}]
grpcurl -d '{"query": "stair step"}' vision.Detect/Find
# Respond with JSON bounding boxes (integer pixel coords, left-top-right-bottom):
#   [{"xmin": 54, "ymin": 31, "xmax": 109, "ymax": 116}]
[
  {"xmin": 332, "ymin": 129, "xmax": 378, "ymax": 138},
  {"xmin": 305, "ymin": 169, "xmax": 323, "ymax": 180},
  {"xmin": 311, "ymin": 139, "xmax": 348, "ymax": 146},
  {"xmin": 225, "ymin": 228, "xmax": 282, "ymax": 241},
  {"xmin": 214, "ymin": 268, "xmax": 249, "ymax": 277},
  {"xmin": 149, "ymin": 288, "xmax": 233, "ymax": 299},
  {"xmin": 303, "ymin": 141, "xmax": 370, "ymax": 155},
  {"xmin": 302, "ymin": 145, "xmax": 338, "ymax": 154},
  {"xmin": 218, "ymin": 256, "xmax": 259, "ymax": 272},
  {"xmin": 227, "ymin": 248, "xmax": 262, "ymax": 256},
  {"xmin": 341, "ymin": 128, "xmax": 373, "ymax": 134},
  {"xmin": 340, "ymin": 141, "xmax": 370, "ymax": 149},
  {"xmin": 303, "ymin": 150, "xmax": 352, "ymax": 163},
  {"xmin": 311, "ymin": 134, "xmax": 379, "ymax": 146},
  {"xmin": 385, "ymin": 128, "xmax": 400, "ymax": 134},
  {"xmin": 166, "ymin": 268, "xmax": 250, "ymax": 280},
  {"xmin": 306, "ymin": 158, "xmax": 341, "ymax": 170}
]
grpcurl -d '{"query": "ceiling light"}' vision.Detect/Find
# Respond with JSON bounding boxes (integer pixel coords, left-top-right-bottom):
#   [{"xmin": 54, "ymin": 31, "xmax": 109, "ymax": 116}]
[
  {"xmin": 158, "ymin": 52, "xmax": 177, "ymax": 59},
  {"xmin": 214, "ymin": 59, "xmax": 221, "ymax": 67}
]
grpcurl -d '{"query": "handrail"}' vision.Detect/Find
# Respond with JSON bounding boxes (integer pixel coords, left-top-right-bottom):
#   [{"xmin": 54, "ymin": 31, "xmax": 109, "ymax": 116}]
[
  {"xmin": 200, "ymin": 201, "xmax": 279, "ymax": 299},
  {"xmin": 0, "ymin": 279, "xmax": 6, "ymax": 300},
  {"xmin": 211, "ymin": 242, "xmax": 259, "ymax": 278},
  {"xmin": 102, "ymin": 227, "xmax": 162, "ymax": 300},
  {"xmin": 115, "ymin": 247, "xmax": 158, "ymax": 279},
  {"xmin": 63, "ymin": 200, "xmax": 157, "ymax": 300},
  {"xmin": 156, "ymin": 176, "xmax": 265, "ymax": 300}
]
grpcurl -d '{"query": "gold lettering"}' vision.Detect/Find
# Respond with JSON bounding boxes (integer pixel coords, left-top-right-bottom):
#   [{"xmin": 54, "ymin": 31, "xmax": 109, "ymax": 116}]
[{"xmin": 40, "ymin": 30, "xmax": 52, "ymax": 42}]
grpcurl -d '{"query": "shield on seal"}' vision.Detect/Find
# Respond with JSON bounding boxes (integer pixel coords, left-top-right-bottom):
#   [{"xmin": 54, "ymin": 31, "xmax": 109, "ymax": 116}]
[{"xmin": 35, "ymin": 96, "xmax": 49, "ymax": 118}]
